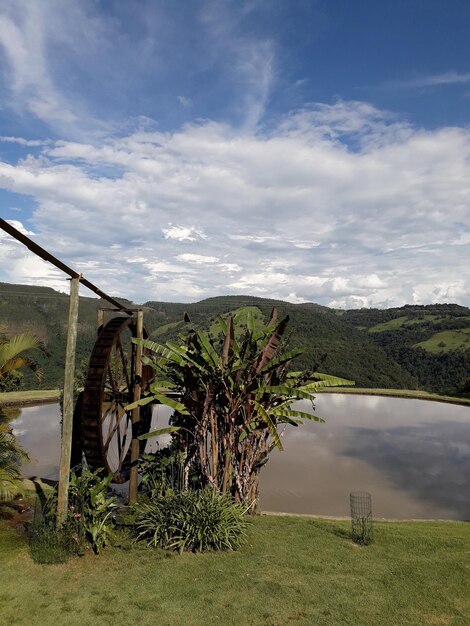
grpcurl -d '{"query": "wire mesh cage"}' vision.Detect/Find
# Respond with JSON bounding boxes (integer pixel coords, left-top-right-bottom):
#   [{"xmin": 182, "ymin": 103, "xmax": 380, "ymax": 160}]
[{"xmin": 350, "ymin": 491, "xmax": 373, "ymax": 545}]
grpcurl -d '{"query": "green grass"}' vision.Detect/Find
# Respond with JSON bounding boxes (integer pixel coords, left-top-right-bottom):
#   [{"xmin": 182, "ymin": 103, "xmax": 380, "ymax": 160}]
[
  {"xmin": 368, "ymin": 316, "xmax": 410, "ymax": 332},
  {"xmin": 0, "ymin": 389, "xmax": 60, "ymax": 407},
  {"xmin": 1, "ymin": 515, "xmax": 469, "ymax": 625},
  {"xmin": 151, "ymin": 320, "xmax": 184, "ymax": 337},
  {"xmin": 367, "ymin": 314, "xmax": 462, "ymax": 333},
  {"xmin": 414, "ymin": 329, "xmax": 470, "ymax": 353},
  {"xmin": 320, "ymin": 387, "xmax": 470, "ymax": 406}
]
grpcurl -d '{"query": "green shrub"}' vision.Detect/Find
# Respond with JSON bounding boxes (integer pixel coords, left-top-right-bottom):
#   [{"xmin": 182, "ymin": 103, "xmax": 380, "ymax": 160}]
[
  {"xmin": 29, "ymin": 466, "xmax": 118, "ymax": 558},
  {"xmin": 135, "ymin": 490, "xmax": 248, "ymax": 553},
  {"xmin": 139, "ymin": 449, "xmax": 186, "ymax": 498},
  {"xmin": 68, "ymin": 466, "xmax": 118, "ymax": 554}
]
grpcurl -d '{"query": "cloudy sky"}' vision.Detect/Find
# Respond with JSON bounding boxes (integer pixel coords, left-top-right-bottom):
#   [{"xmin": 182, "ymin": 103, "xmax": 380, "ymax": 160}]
[{"xmin": 0, "ymin": 0, "xmax": 469, "ymax": 308}]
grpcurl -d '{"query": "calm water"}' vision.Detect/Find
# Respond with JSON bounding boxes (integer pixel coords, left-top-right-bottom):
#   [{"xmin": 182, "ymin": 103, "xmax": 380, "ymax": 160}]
[{"xmin": 11, "ymin": 394, "xmax": 470, "ymax": 520}]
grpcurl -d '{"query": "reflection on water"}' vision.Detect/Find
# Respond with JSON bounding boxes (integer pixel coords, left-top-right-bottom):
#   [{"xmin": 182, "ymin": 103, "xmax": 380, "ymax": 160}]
[
  {"xmin": 260, "ymin": 394, "xmax": 470, "ymax": 519},
  {"xmin": 11, "ymin": 394, "xmax": 470, "ymax": 519},
  {"xmin": 11, "ymin": 403, "xmax": 173, "ymax": 482}
]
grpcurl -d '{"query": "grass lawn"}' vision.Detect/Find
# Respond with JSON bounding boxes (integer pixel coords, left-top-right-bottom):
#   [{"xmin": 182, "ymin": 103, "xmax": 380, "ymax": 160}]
[
  {"xmin": 1, "ymin": 515, "xmax": 469, "ymax": 625},
  {"xmin": 0, "ymin": 389, "xmax": 60, "ymax": 407}
]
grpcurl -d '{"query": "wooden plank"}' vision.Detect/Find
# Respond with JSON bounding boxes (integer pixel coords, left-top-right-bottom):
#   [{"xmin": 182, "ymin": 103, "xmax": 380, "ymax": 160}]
[{"xmin": 56, "ymin": 277, "xmax": 80, "ymax": 526}]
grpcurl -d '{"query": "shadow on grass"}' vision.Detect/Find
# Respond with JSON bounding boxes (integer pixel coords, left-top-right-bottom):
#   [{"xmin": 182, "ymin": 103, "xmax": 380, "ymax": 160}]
[
  {"xmin": 31, "ymin": 477, "xmax": 56, "ymax": 511},
  {"xmin": 310, "ymin": 519, "xmax": 351, "ymax": 541}
]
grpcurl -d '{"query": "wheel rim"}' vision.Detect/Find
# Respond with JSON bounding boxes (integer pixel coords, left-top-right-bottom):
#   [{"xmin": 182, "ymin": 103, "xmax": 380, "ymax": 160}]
[{"xmin": 81, "ymin": 316, "xmax": 152, "ymax": 483}]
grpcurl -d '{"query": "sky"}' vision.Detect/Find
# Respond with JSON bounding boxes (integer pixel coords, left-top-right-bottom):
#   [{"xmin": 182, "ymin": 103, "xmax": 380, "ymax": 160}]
[{"xmin": 0, "ymin": 0, "xmax": 469, "ymax": 308}]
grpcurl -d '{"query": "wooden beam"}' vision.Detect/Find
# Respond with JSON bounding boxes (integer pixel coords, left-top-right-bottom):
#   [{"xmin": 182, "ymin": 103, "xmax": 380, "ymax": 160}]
[
  {"xmin": 128, "ymin": 310, "xmax": 143, "ymax": 503},
  {"xmin": 0, "ymin": 218, "xmax": 132, "ymax": 313},
  {"xmin": 57, "ymin": 277, "xmax": 80, "ymax": 526}
]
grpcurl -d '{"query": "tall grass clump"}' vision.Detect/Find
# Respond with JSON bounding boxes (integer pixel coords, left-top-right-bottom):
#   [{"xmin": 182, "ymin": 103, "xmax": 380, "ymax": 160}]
[
  {"xmin": 29, "ymin": 496, "xmax": 80, "ymax": 564},
  {"xmin": 135, "ymin": 489, "xmax": 248, "ymax": 553}
]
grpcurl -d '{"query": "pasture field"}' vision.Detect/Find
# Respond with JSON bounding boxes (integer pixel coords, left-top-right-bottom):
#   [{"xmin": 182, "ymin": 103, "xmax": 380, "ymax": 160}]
[{"xmin": 414, "ymin": 329, "xmax": 470, "ymax": 353}]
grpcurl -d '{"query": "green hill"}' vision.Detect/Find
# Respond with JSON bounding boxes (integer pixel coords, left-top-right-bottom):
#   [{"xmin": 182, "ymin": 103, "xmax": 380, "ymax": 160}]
[
  {"xmin": 341, "ymin": 304, "xmax": 470, "ymax": 393},
  {"xmin": 4, "ymin": 283, "xmax": 468, "ymax": 394},
  {"xmin": 143, "ymin": 295, "xmax": 417, "ymax": 389}
]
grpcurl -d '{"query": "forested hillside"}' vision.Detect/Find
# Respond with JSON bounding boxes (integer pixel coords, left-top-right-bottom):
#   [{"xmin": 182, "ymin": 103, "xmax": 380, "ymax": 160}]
[
  {"xmin": 2, "ymin": 283, "xmax": 468, "ymax": 394},
  {"xmin": 0, "ymin": 283, "xmax": 162, "ymax": 389},
  {"xmin": 145, "ymin": 296, "xmax": 417, "ymax": 389},
  {"xmin": 341, "ymin": 304, "xmax": 470, "ymax": 393}
]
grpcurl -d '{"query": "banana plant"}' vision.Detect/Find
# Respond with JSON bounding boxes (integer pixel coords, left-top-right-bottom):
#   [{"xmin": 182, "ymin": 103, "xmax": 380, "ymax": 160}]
[{"xmin": 130, "ymin": 309, "xmax": 353, "ymax": 507}]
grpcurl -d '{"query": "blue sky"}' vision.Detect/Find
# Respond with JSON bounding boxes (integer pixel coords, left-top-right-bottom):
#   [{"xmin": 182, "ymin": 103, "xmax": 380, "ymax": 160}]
[{"xmin": 0, "ymin": 0, "xmax": 469, "ymax": 307}]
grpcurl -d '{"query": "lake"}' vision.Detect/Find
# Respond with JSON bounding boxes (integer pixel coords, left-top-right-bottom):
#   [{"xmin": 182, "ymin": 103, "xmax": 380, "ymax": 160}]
[{"xmin": 10, "ymin": 394, "xmax": 470, "ymax": 520}]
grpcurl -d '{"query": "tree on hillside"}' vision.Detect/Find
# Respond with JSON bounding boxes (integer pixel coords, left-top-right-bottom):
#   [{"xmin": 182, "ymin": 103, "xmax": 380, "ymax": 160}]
[{"xmin": 130, "ymin": 309, "xmax": 352, "ymax": 508}]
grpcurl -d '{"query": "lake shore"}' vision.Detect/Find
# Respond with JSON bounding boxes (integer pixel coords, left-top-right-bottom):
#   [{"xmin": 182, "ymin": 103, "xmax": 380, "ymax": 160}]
[
  {"xmin": 319, "ymin": 386, "xmax": 470, "ymax": 407},
  {"xmin": 0, "ymin": 389, "xmax": 60, "ymax": 408},
  {"xmin": 2, "ymin": 386, "xmax": 469, "ymax": 407}
]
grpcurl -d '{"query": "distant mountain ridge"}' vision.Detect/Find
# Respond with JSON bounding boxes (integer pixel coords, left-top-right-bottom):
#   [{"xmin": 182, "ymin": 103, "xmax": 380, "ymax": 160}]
[{"xmin": 1, "ymin": 282, "xmax": 469, "ymax": 393}]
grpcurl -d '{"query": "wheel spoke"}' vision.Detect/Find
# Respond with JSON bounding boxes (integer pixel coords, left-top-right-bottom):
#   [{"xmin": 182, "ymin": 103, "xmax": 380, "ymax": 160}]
[
  {"xmin": 117, "ymin": 336, "xmax": 131, "ymax": 390},
  {"xmin": 103, "ymin": 412, "xmax": 128, "ymax": 453},
  {"xmin": 118, "ymin": 418, "xmax": 131, "ymax": 466}
]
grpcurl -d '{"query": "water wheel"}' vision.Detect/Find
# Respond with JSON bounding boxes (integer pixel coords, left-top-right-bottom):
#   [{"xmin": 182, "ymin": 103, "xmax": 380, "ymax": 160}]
[{"xmin": 80, "ymin": 316, "xmax": 154, "ymax": 483}]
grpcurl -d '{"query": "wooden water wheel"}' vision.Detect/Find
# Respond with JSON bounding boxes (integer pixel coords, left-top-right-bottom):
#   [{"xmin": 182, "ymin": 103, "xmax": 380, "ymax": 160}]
[{"xmin": 79, "ymin": 316, "xmax": 154, "ymax": 483}]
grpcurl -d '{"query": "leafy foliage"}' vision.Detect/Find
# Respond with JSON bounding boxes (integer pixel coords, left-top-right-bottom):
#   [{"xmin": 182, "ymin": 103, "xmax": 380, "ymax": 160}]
[
  {"xmin": 132, "ymin": 309, "xmax": 352, "ymax": 506},
  {"xmin": 67, "ymin": 466, "xmax": 118, "ymax": 554},
  {"xmin": 0, "ymin": 332, "xmax": 44, "ymax": 500},
  {"xmin": 0, "ymin": 412, "xmax": 28, "ymax": 501},
  {"xmin": 134, "ymin": 489, "xmax": 248, "ymax": 552},
  {"xmin": 139, "ymin": 448, "xmax": 187, "ymax": 498},
  {"xmin": 33, "ymin": 466, "xmax": 118, "ymax": 555},
  {"xmin": 0, "ymin": 332, "xmax": 46, "ymax": 384}
]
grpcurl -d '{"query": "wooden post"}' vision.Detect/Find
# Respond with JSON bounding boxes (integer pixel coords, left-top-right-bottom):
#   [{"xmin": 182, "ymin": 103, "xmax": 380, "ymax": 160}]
[
  {"xmin": 57, "ymin": 277, "xmax": 80, "ymax": 526},
  {"xmin": 129, "ymin": 310, "xmax": 143, "ymax": 503}
]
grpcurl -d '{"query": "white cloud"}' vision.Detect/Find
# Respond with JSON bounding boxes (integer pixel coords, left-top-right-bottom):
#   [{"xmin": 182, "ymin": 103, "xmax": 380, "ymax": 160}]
[
  {"xmin": 0, "ymin": 219, "xmax": 68, "ymax": 291},
  {"xmin": 0, "ymin": 2, "xmax": 78, "ymax": 127},
  {"xmin": 0, "ymin": 100, "xmax": 469, "ymax": 307},
  {"xmin": 177, "ymin": 253, "xmax": 219, "ymax": 264},
  {"xmin": 163, "ymin": 225, "xmax": 208, "ymax": 241},
  {"xmin": 388, "ymin": 71, "xmax": 470, "ymax": 89},
  {"xmin": 177, "ymin": 96, "xmax": 193, "ymax": 108},
  {"xmin": 0, "ymin": 136, "xmax": 48, "ymax": 147}
]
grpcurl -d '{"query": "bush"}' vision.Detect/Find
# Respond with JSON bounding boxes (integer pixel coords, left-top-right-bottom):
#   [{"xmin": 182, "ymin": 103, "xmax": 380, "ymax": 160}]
[
  {"xmin": 135, "ymin": 489, "xmax": 248, "ymax": 553},
  {"xmin": 68, "ymin": 466, "xmax": 118, "ymax": 554},
  {"xmin": 28, "ymin": 466, "xmax": 118, "ymax": 560}
]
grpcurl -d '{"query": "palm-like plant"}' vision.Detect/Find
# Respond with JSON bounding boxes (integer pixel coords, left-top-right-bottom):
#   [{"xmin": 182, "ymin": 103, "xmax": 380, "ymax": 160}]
[
  {"xmin": 0, "ymin": 333, "xmax": 45, "ymax": 501},
  {"xmin": 0, "ymin": 414, "xmax": 28, "ymax": 500},
  {"xmin": 0, "ymin": 333, "xmax": 45, "ymax": 385},
  {"xmin": 131, "ymin": 309, "xmax": 353, "ymax": 507}
]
